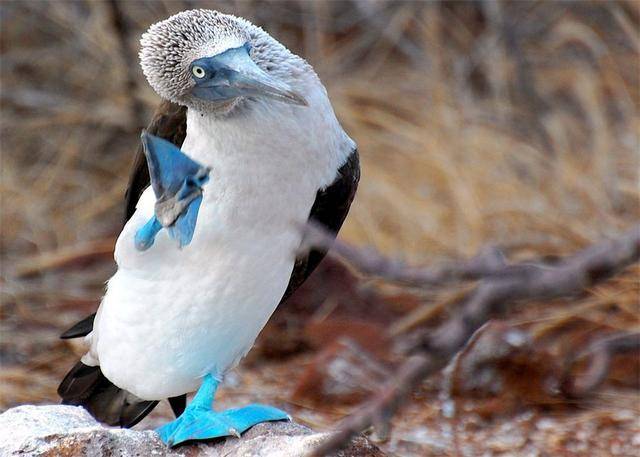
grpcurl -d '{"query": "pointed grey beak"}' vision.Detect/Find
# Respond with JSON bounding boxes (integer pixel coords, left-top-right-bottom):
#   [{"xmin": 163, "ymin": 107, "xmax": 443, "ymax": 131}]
[
  {"xmin": 230, "ymin": 69, "xmax": 308, "ymax": 106},
  {"xmin": 189, "ymin": 45, "xmax": 308, "ymax": 107}
]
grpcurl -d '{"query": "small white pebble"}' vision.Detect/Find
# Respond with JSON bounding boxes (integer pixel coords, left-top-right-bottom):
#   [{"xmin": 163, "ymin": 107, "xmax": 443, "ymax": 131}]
[
  {"xmin": 504, "ymin": 330, "xmax": 528, "ymax": 347},
  {"xmin": 441, "ymin": 400, "xmax": 456, "ymax": 419},
  {"xmin": 612, "ymin": 410, "xmax": 634, "ymax": 422},
  {"xmin": 536, "ymin": 418, "xmax": 556, "ymax": 431},
  {"xmin": 611, "ymin": 442, "xmax": 622, "ymax": 455}
]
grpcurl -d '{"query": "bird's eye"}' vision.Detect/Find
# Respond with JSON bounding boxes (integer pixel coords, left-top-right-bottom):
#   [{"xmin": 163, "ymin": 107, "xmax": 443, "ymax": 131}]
[{"xmin": 192, "ymin": 66, "xmax": 206, "ymax": 78}]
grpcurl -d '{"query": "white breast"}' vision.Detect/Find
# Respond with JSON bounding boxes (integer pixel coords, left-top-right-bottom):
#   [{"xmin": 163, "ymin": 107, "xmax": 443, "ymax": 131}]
[{"xmin": 83, "ymin": 80, "xmax": 354, "ymax": 400}]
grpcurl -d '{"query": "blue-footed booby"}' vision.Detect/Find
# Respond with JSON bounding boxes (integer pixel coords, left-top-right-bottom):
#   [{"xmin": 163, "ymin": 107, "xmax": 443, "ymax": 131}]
[{"xmin": 58, "ymin": 9, "xmax": 359, "ymax": 446}]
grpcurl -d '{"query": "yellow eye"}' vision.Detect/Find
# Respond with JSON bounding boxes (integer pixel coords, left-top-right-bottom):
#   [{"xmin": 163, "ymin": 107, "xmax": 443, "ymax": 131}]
[{"xmin": 192, "ymin": 66, "xmax": 206, "ymax": 78}]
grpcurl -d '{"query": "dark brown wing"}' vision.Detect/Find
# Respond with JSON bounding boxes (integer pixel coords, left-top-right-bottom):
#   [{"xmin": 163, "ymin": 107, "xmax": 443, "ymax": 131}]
[
  {"xmin": 281, "ymin": 149, "xmax": 360, "ymax": 301},
  {"xmin": 124, "ymin": 100, "xmax": 187, "ymax": 222}
]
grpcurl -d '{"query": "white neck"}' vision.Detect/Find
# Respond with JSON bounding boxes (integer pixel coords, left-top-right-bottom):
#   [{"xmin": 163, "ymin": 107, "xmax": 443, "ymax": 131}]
[{"xmin": 182, "ymin": 79, "xmax": 354, "ymax": 193}]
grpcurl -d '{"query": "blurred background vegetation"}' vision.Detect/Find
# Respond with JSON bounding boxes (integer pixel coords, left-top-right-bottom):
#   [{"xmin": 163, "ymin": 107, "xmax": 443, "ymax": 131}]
[{"xmin": 1, "ymin": 1, "xmax": 638, "ymax": 455}]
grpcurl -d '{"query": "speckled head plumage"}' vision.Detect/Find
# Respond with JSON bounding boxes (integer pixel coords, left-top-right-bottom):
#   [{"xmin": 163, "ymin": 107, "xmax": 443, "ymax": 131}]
[{"xmin": 140, "ymin": 9, "xmax": 312, "ymax": 114}]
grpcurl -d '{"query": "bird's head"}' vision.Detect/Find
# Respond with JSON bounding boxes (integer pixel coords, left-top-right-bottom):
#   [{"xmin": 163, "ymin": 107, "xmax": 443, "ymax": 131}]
[{"xmin": 140, "ymin": 9, "xmax": 308, "ymax": 114}]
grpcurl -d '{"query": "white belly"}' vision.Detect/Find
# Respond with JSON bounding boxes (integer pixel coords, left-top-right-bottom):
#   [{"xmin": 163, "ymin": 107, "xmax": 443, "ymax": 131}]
[{"xmin": 92, "ymin": 178, "xmax": 311, "ymax": 399}]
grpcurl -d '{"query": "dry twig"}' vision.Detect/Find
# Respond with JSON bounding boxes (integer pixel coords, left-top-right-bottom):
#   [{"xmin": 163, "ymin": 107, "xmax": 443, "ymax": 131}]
[
  {"xmin": 13, "ymin": 238, "xmax": 116, "ymax": 278},
  {"xmin": 310, "ymin": 225, "xmax": 640, "ymax": 456},
  {"xmin": 561, "ymin": 331, "xmax": 640, "ymax": 397},
  {"xmin": 301, "ymin": 222, "xmax": 517, "ymax": 287}
]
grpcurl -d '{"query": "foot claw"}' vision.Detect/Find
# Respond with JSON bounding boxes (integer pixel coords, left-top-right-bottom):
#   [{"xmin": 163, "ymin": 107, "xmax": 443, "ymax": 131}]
[{"xmin": 229, "ymin": 427, "xmax": 241, "ymax": 438}]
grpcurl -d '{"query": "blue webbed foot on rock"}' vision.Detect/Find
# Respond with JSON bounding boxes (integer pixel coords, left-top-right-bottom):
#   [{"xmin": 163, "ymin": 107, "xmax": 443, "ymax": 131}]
[
  {"xmin": 134, "ymin": 131, "xmax": 210, "ymax": 251},
  {"xmin": 156, "ymin": 375, "xmax": 289, "ymax": 447}
]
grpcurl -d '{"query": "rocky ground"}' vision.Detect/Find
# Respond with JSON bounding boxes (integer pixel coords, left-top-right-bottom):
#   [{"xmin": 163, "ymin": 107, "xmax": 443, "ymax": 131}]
[{"xmin": 0, "ymin": 404, "xmax": 383, "ymax": 456}]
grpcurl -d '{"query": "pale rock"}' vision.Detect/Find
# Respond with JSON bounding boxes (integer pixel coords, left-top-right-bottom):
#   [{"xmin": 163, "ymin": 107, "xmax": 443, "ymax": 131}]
[{"xmin": 0, "ymin": 404, "xmax": 384, "ymax": 457}]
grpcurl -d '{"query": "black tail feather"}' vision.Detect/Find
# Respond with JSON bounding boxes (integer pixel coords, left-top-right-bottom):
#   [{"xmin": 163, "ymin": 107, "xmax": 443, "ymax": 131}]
[
  {"xmin": 58, "ymin": 361, "xmax": 158, "ymax": 428},
  {"xmin": 60, "ymin": 313, "xmax": 96, "ymax": 339},
  {"xmin": 168, "ymin": 394, "xmax": 187, "ymax": 417}
]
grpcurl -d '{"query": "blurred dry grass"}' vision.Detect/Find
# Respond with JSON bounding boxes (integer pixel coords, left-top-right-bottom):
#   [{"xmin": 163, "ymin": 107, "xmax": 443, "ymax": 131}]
[{"xmin": 1, "ymin": 1, "xmax": 639, "ymax": 455}]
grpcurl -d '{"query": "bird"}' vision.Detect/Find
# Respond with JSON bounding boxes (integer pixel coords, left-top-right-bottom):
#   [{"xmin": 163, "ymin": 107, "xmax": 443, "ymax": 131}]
[{"xmin": 57, "ymin": 9, "xmax": 359, "ymax": 447}]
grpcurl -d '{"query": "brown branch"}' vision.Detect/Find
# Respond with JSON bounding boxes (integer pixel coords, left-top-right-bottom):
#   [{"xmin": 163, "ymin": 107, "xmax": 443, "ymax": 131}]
[
  {"xmin": 561, "ymin": 331, "xmax": 640, "ymax": 397},
  {"xmin": 301, "ymin": 222, "xmax": 520, "ymax": 287},
  {"xmin": 310, "ymin": 225, "xmax": 640, "ymax": 456},
  {"xmin": 13, "ymin": 238, "xmax": 116, "ymax": 278}
]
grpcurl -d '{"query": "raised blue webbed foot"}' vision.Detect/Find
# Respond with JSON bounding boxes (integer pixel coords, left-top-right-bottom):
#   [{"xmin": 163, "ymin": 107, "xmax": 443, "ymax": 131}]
[
  {"xmin": 156, "ymin": 374, "xmax": 290, "ymax": 447},
  {"xmin": 134, "ymin": 131, "xmax": 211, "ymax": 251}
]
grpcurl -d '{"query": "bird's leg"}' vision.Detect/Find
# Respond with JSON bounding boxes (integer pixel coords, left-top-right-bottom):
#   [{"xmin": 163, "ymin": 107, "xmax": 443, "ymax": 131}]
[
  {"xmin": 134, "ymin": 132, "xmax": 210, "ymax": 251},
  {"xmin": 156, "ymin": 374, "xmax": 290, "ymax": 447}
]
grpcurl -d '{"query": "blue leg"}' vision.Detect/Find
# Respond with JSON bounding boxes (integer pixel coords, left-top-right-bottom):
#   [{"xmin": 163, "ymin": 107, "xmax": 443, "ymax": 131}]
[{"xmin": 156, "ymin": 374, "xmax": 290, "ymax": 447}]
